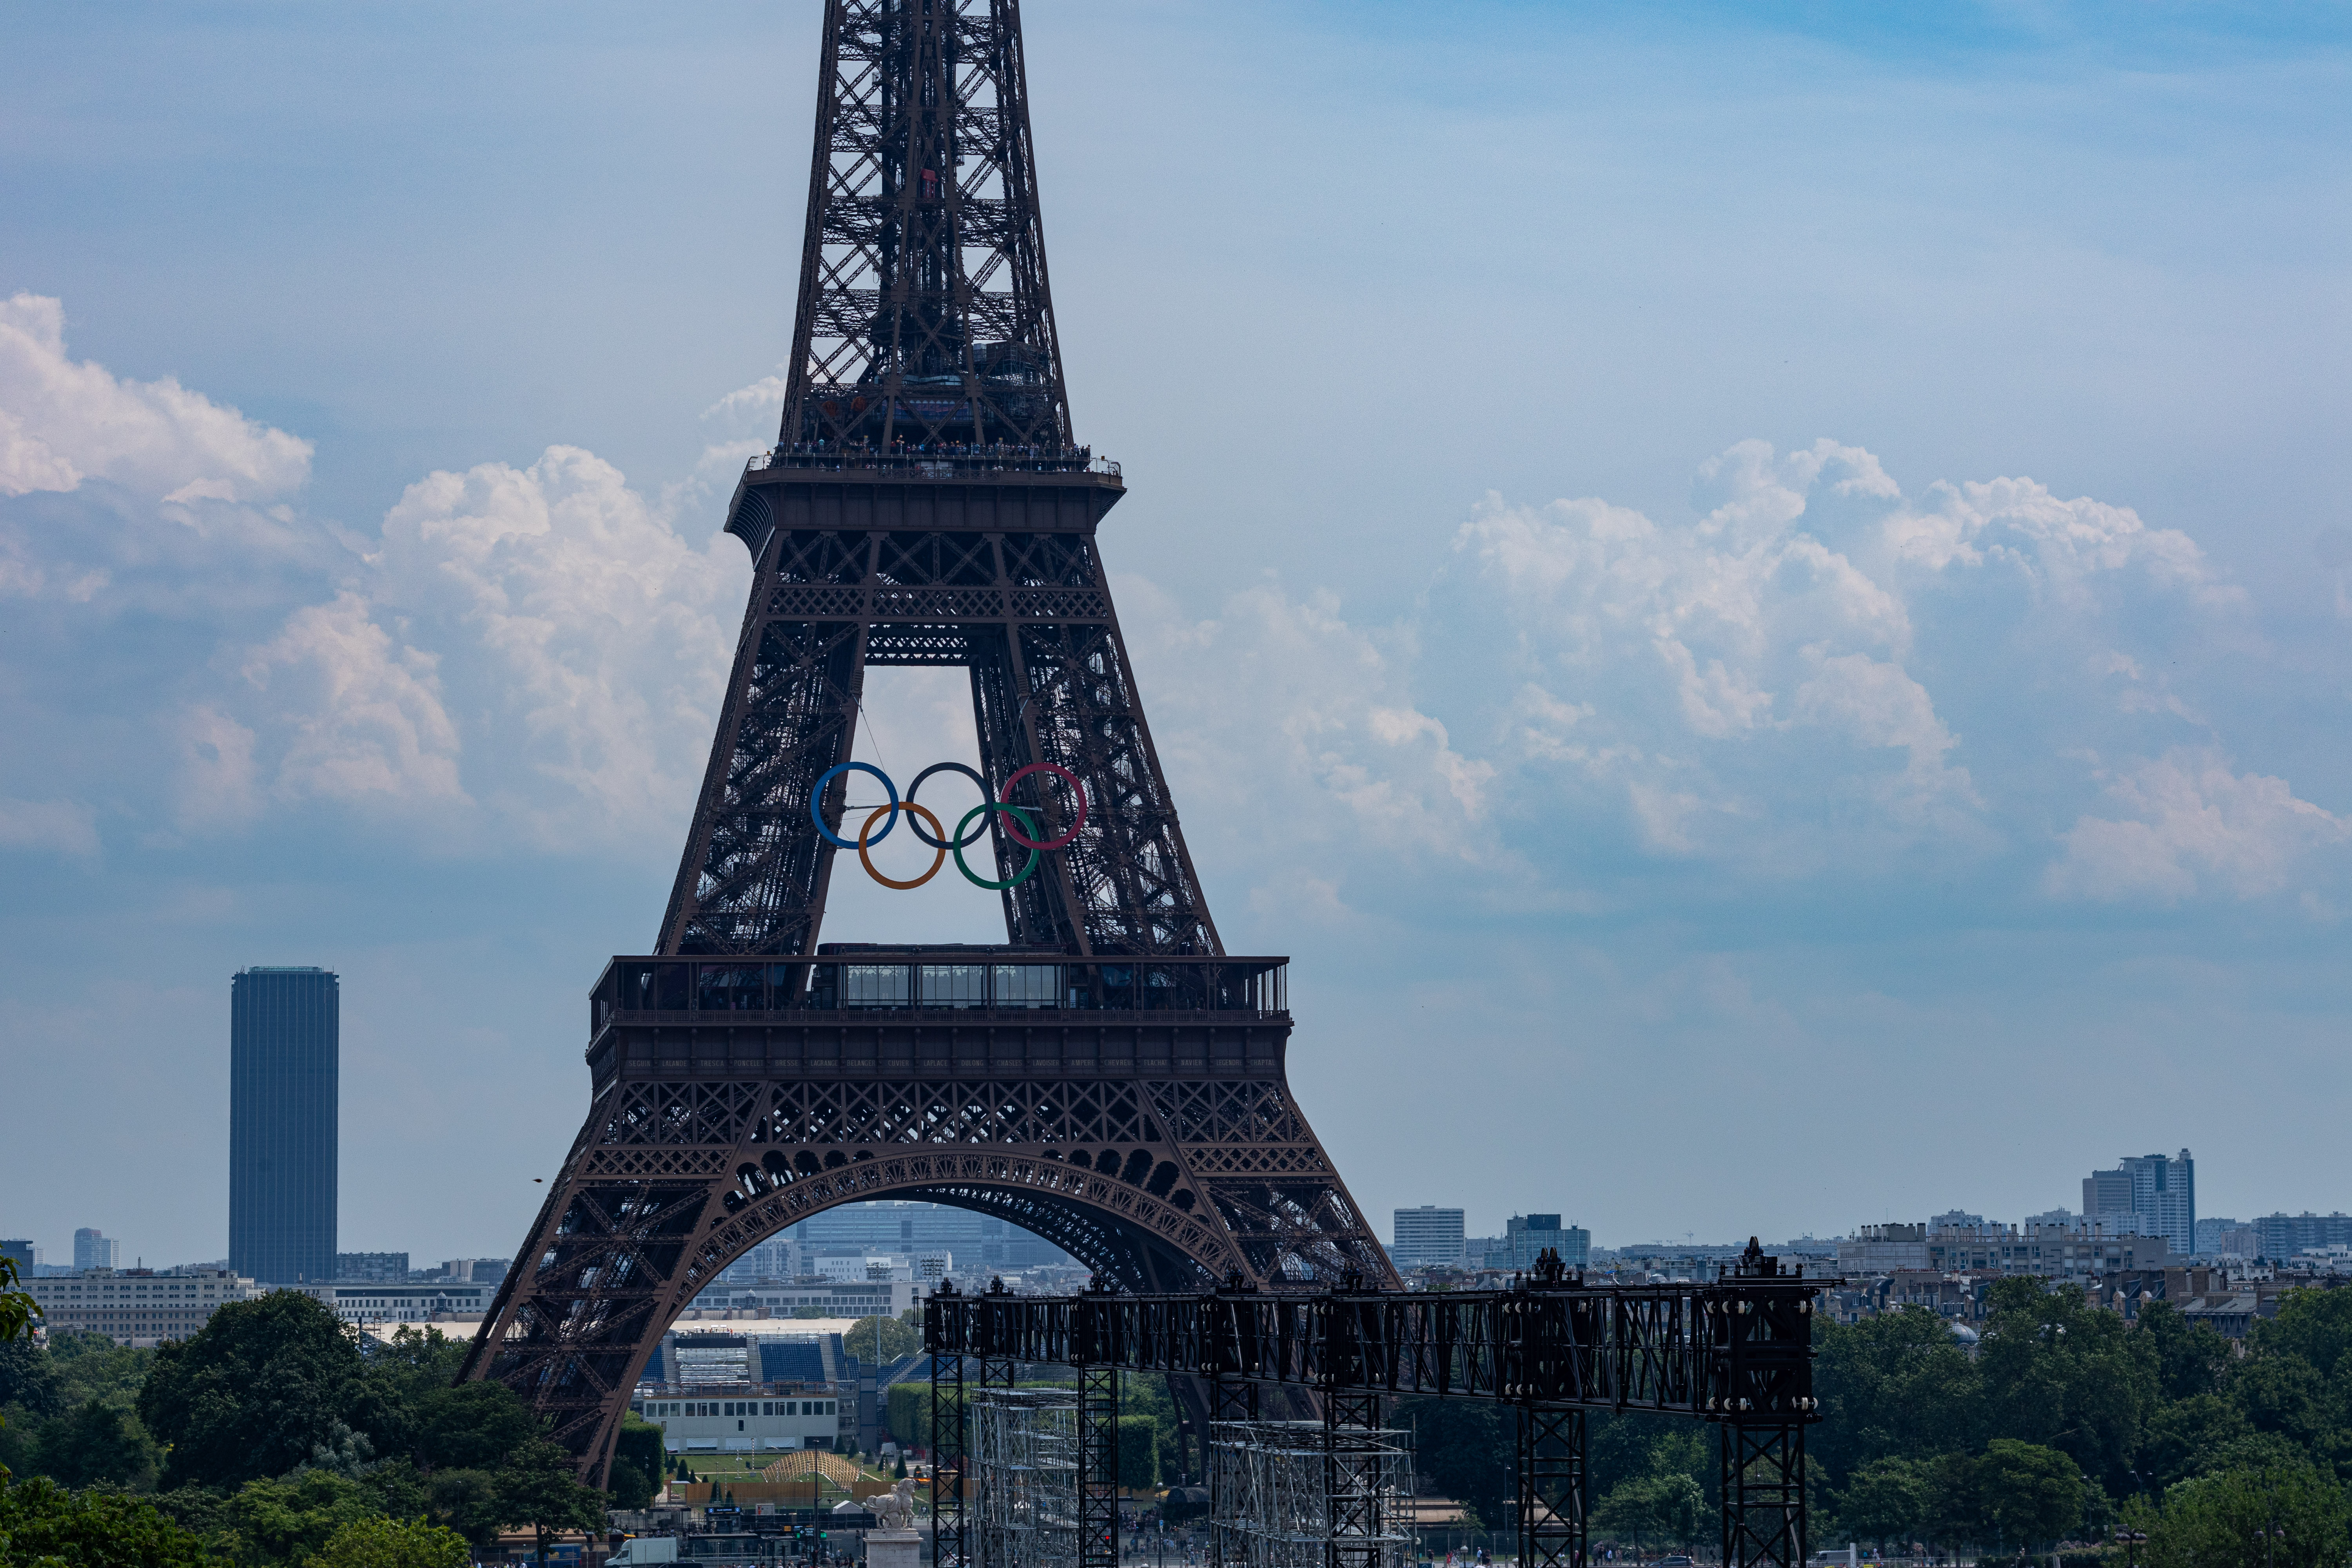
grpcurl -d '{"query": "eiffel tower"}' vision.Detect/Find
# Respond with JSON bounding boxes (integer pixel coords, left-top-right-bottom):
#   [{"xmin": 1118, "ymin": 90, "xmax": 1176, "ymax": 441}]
[{"xmin": 462, "ymin": 0, "xmax": 1395, "ymax": 1478}]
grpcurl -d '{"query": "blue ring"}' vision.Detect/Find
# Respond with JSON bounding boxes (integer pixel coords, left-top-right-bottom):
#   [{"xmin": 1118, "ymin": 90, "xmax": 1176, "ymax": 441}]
[{"xmin": 811, "ymin": 762, "xmax": 898, "ymax": 849}]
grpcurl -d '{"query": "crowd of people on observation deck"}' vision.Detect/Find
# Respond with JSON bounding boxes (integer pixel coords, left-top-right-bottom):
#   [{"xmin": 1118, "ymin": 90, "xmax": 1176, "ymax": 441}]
[{"xmin": 753, "ymin": 436, "xmax": 1106, "ymax": 476}]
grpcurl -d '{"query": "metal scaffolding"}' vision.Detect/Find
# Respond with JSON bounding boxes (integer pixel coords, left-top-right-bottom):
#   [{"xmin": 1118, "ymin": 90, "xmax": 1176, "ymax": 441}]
[
  {"xmin": 972, "ymin": 1390, "xmax": 1084, "ymax": 1568},
  {"xmin": 1210, "ymin": 1421, "xmax": 1414, "ymax": 1568}
]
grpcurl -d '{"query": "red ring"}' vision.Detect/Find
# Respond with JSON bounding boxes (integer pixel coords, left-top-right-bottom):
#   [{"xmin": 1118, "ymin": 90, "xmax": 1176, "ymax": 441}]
[{"xmin": 999, "ymin": 762, "xmax": 1087, "ymax": 850}]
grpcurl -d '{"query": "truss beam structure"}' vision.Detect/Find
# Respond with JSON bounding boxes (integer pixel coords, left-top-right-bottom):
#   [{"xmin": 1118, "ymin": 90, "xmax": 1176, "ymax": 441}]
[
  {"xmin": 929, "ymin": 1256, "xmax": 1817, "ymax": 1416},
  {"xmin": 927, "ymin": 1249, "xmax": 1821, "ymax": 1568}
]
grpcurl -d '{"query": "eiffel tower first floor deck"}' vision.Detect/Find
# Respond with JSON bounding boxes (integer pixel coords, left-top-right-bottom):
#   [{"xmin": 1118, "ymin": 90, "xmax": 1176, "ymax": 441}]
[
  {"xmin": 589, "ymin": 1011, "xmax": 1292, "ymax": 1085},
  {"xmin": 585, "ymin": 951, "xmax": 1294, "ymax": 1085}
]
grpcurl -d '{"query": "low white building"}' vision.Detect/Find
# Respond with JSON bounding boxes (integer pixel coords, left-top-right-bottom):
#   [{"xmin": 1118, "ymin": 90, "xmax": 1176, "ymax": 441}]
[
  {"xmin": 301, "ymin": 1280, "xmax": 500, "ymax": 1325},
  {"xmin": 687, "ymin": 1277, "xmax": 915, "ymax": 1319},
  {"xmin": 630, "ymin": 1391, "xmax": 846, "ymax": 1454},
  {"xmin": 21, "ymin": 1268, "xmax": 260, "ymax": 1347}
]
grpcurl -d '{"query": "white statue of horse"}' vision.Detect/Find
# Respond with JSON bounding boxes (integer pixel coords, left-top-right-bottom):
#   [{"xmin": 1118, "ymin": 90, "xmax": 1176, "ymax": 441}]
[{"xmin": 870, "ymin": 1476, "xmax": 920, "ymax": 1532}]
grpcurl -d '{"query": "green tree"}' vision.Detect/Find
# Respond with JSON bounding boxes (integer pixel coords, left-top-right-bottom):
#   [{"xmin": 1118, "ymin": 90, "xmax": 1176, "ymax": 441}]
[
  {"xmin": 1394, "ymin": 1399, "xmax": 1510, "ymax": 1529},
  {"xmin": 215, "ymin": 1470, "xmax": 383, "ymax": 1566},
  {"xmin": 1833, "ymin": 1457, "xmax": 1928, "ymax": 1551},
  {"xmin": 609, "ymin": 1412, "xmax": 664, "ymax": 1510},
  {"xmin": 408, "ymin": 1379, "xmax": 539, "ymax": 1470},
  {"xmin": 425, "ymin": 1468, "xmax": 504, "ymax": 1552},
  {"xmin": 0, "ymin": 1256, "xmax": 39, "ymax": 1346},
  {"xmin": 49, "ymin": 1331, "xmax": 158, "ymax": 1411},
  {"xmin": 0, "ymin": 1474, "xmax": 209, "ymax": 1568},
  {"xmin": 1975, "ymin": 1439, "xmax": 2084, "ymax": 1548},
  {"xmin": 312, "ymin": 1513, "xmax": 472, "ymax": 1568},
  {"xmin": 1976, "ymin": 1278, "xmax": 2154, "ymax": 1492},
  {"xmin": 2232, "ymin": 1287, "xmax": 2352, "ymax": 1476},
  {"xmin": 367, "ymin": 1327, "xmax": 472, "ymax": 1404},
  {"xmin": 1593, "ymin": 1477, "xmax": 1657, "ymax": 1552},
  {"xmin": 846, "ymin": 1315, "xmax": 921, "ymax": 1362},
  {"xmin": 887, "ymin": 1381, "xmax": 966, "ymax": 1448},
  {"xmin": 0, "ymin": 1338, "xmax": 65, "ymax": 1416},
  {"xmin": 2133, "ymin": 1302, "xmax": 2233, "ymax": 1404},
  {"xmin": 2137, "ymin": 1463, "xmax": 2352, "ymax": 1568},
  {"xmin": 1811, "ymin": 1308, "xmax": 1983, "ymax": 1491},
  {"xmin": 2228, "ymin": 1356, "xmax": 2332, "ymax": 1462},
  {"xmin": 1114, "ymin": 1415, "xmax": 1159, "ymax": 1489},
  {"xmin": 2249, "ymin": 1287, "xmax": 2352, "ymax": 1381},
  {"xmin": 1921, "ymin": 1450, "xmax": 1982, "ymax": 1550},
  {"xmin": 492, "ymin": 1436, "xmax": 608, "ymax": 1566},
  {"xmin": 2141, "ymin": 1396, "xmax": 2254, "ymax": 1488},
  {"xmin": 1593, "ymin": 1474, "xmax": 1704, "ymax": 1553},
  {"xmin": 138, "ymin": 1290, "xmax": 399, "ymax": 1490},
  {"xmin": 28, "ymin": 1397, "xmax": 162, "ymax": 1490},
  {"xmin": 151, "ymin": 1485, "xmax": 231, "ymax": 1537}
]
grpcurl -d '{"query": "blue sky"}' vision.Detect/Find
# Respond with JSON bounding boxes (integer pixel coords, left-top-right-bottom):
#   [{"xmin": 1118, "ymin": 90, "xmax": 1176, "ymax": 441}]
[{"xmin": 2, "ymin": 1, "xmax": 2348, "ymax": 1268}]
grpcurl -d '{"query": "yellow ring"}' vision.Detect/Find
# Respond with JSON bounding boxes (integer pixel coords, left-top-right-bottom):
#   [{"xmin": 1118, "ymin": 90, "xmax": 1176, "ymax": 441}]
[{"xmin": 858, "ymin": 802, "xmax": 947, "ymax": 889}]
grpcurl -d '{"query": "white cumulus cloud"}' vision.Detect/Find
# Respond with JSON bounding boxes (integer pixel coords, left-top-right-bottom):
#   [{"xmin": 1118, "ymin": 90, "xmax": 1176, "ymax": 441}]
[
  {"xmin": 0, "ymin": 293, "xmax": 310, "ymax": 504},
  {"xmin": 2046, "ymin": 750, "xmax": 2350, "ymax": 903},
  {"xmin": 240, "ymin": 591, "xmax": 465, "ymax": 807},
  {"xmin": 0, "ymin": 797, "xmax": 100, "ymax": 857}
]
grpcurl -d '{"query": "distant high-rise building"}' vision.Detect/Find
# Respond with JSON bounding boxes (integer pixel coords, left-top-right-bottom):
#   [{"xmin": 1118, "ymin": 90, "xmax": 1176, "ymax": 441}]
[
  {"xmin": 1490, "ymin": 1213, "xmax": 1592, "ymax": 1272},
  {"xmin": 2082, "ymin": 1169, "xmax": 2134, "ymax": 1223},
  {"xmin": 2084, "ymin": 1152, "xmax": 2194, "ymax": 1254},
  {"xmin": 229, "ymin": 967, "xmax": 339, "ymax": 1284},
  {"xmin": 2193, "ymin": 1218, "xmax": 2238, "ymax": 1255},
  {"xmin": 2253, "ymin": 1212, "xmax": 2352, "ymax": 1260},
  {"xmin": 1390, "ymin": 1207, "xmax": 1467, "ymax": 1268},
  {"xmin": 2126, "ymin": 1151, "xmax": 2194, "ymax": 1256},
  {"xmin": 2, "ymin": 1239, "xmax": 34, "ymax": 1269},
  {"xmin": 334, "ymin": 1252, "xmax": 409, "ymax": 1283},
  {"xmin": 73, "ymin": 1229, "xmax": 118, "ymax": 1271}
]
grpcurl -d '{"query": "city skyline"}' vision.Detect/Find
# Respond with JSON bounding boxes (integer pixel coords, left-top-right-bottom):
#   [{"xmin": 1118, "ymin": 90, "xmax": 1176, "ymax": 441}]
[{"xmin": 4, "ymin": 3, "xmax": 2350, "ymax": 1263}]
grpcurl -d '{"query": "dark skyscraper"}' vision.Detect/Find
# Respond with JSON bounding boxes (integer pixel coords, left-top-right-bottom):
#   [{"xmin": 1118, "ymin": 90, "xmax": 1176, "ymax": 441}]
[{"xmin": 229, "ymin": 967, "xmax": 338, "ymax": 1283}]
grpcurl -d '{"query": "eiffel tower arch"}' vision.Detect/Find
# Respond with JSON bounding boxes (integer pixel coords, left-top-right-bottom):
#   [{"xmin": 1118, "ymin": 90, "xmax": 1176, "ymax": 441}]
[{"xmin": 461, "ymin": 0, "xmax": 1395, "ymax": 1477}]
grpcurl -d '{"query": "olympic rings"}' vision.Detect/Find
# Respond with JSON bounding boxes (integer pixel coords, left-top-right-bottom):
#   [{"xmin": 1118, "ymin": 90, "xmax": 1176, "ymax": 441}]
[
  {"xmin": 999, "ymin": 762, "xmax": 1087, "ymax": 850},
  {"xmin": 808, "ymin": 761, "xmax": 1087, "ymax": 891},
  {"xmin": 858, "ymin": 802, "xmax": 947, "ymax": 890},
  {"xmin": 904, "ymin": 762, "xmax": 994, "ymax": 850},
  {"xmin": 952, "ymin": 803, "xmax": 1042, "ymax": 891},
  {"xmin": 811, "ymin": 761, "xmax": 898, "ymax": 849}
]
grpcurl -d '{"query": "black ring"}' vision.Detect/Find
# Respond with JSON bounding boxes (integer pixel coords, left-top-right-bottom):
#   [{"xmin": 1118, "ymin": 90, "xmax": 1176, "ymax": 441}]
[{"xmin": 906, "ymin": 762, "xmax": 993, "ymax": 849}]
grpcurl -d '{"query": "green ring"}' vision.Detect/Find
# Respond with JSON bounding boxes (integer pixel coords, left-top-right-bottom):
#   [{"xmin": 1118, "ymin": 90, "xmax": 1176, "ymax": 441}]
[{"xmin": 952, "ymin": 802, "xmax": 1042, "ymax": 890}]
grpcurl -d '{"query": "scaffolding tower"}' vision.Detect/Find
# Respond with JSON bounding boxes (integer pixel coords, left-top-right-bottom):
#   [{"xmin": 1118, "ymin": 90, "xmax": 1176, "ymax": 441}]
[
  {"xmin": 971, "ymin": 1390, "xmax": 1085, "ymax": 1568},
  {"xmin": 1210, "ymin": 1421, "xmax": 1414, "ymax": 1568}
]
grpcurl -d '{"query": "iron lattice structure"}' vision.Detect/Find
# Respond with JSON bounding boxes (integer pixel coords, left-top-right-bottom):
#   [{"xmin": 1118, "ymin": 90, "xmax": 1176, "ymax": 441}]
[
  {"xmin": 926, "ymin": 1247, "xmax": 1822, "ymax": 1568},
  {"xmin": 460, "ymin": 0, "xmax": 1391, "ymax": 1485},
  {"xmin": 785, "ymin": 0, "xmax": 1073, "ymax": 453}
]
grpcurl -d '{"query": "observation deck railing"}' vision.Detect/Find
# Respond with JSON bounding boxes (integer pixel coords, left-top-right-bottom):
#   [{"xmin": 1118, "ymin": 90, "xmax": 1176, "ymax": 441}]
[
  {"xmin": 745, "ymin": 444, "xmax": 1120, "ymax": 479},
  {"xmin": 590, "ymin": 952, "xmax": 1287, "ymax": 1032}
]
